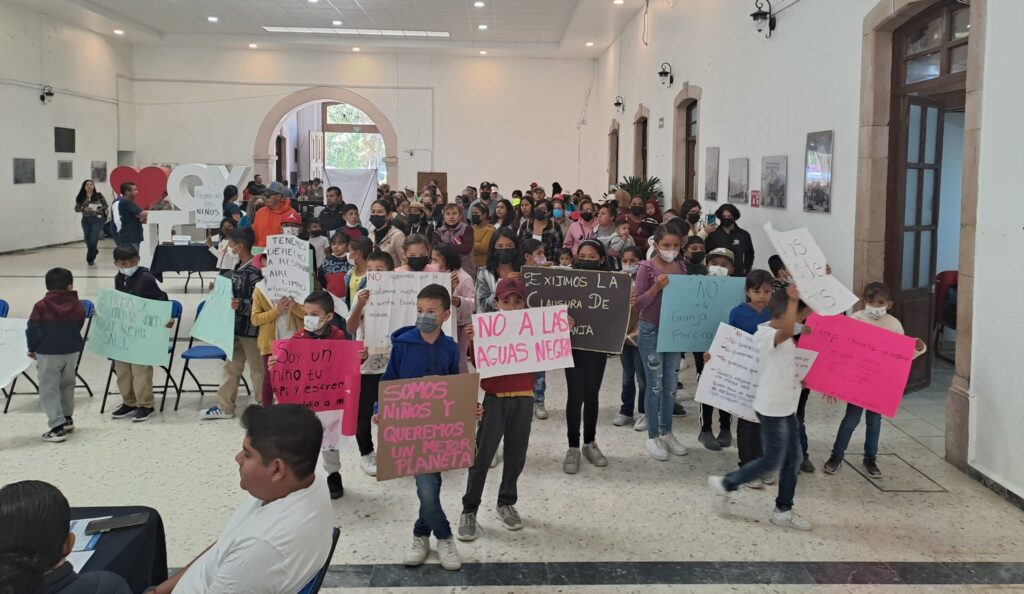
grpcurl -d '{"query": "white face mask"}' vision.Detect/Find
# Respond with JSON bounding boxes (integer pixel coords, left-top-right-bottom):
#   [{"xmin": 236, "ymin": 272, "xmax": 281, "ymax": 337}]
[
  {"xmin": 303, "ymin": 315, "xmax": 323, "ymax": 332},
  {"xmin": 624, "ymin": 264, "xmax": 639, "ymax": 276},
  {"xmin": 864, "ymin": 305, "xmax": 888, "ymax": 320},
  {"xmin": 707, "ymin": 265, "xmax": 729, "ymax": 277},
  {"xmin": 283, "ymin": 227, "xmax": 300, "ymax": 236},
  {"xmin": 794, "ymin": 323, "xmax": 805, "ymax": 335},
  {"xmin": 658, "ymin": 250, "xmax": 679, "ymax": 263},
  {"xmin": 118, "ymin": 266, "xmax": 139, "ymax": 277}
]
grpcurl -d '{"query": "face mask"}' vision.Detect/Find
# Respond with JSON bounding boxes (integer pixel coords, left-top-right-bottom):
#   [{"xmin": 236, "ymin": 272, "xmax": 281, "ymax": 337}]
[
  {"xmin": 282, "ymin": 226, "xmax": 300, "ymax": 236},
  {"xmin": 630, "ymin": 205, "xmax": 645, "ymax": 217},
  {"xmin": 580, "ymin": 212, "xmax": 594, "ymax": 222},
  {"xmin": 794, "ymin": 323, "xmax": 805, "ymax": 335},
  {"xmin": 118, "ymin": 266, "xmax": 139, "ymax": 277},
  {"xmin": 864, "ymin": 305, "xmax": 888, "ymax": 320},
  {"xmin": 303, "ymin": 315, "xmax": 323, "ymax": 332},
  {"xmin": 346, "ymin": 221, "xmax": 360, "ymax": 228},
  {"xmin": 721, "ymin": 218, "xmax": 736, "ymax": 229},
  {"xmin": 415, "ymin": 313, "xmax": 441, "ymax": 334},
  {"xmin": 689, "ymin": 251, "xmax": 706, "ymax": 264},
  {"xmin": 495, "ymin": 248, "xmax": 516, "ymax": 264},
  {"xmin": 624, "ymin": 264, "xmax": 639, "ymax": 276},
  {"xmin": 575, "ymin": 259, "xmax": 600, "ymax": 271},
  {"xmin": 470, "ymin": 214, "xmax": 482, "ymax": 226},
  {"xmin": 310, "ymin": 229, "xmax": 322, "ymax": 237},
  {"xmin": 532, "ymin": 255, "xmax": 546, "ymax": 266},
  {"xmin": 370, "ymin": 215, "xmax": 387, "ymax": 229},
  {"xmin": 553, "ymin": 208, "xmax": 564, "ymax": 219},
  {"xmin": 708, "ymin": 265, "xmax": 729, "ymax": 277},
  {"xmin": 407, "ymin": 256, "xmax": 429, "ymax": 271},
  {"xmin": 533, "ymin": 210, "xmax": 548, "ymax": 221},
  {"xmin": 687, "ymin": 212, "xmax": 701, "ymax": 224},
  {"xmin": 408, "ymin": 213, "xmax": 422, "ymax": 225},
  {"xmin": 659, "ymin": 250, "xmax": 679, "ymax": 263}
]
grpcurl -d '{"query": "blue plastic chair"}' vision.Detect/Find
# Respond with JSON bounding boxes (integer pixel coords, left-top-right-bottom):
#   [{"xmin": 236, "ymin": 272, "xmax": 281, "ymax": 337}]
[
  {"xmin": 101, "ymin": 300, "xmax": 184, "ymax": 413},
  {"xmin": 297, "ymin": 527, "xmax": 340, "ymax": 594},
  {"xmin": 175, "ymin": 301, "xmax": 250, "ymax": 411},
  {"xmin": 0, "ymin": 299, "xmax": 8, "ymax": 318}
]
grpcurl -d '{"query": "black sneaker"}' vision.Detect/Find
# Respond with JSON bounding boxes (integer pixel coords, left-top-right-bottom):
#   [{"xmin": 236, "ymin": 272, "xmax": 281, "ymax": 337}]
[
  {"xmin": 327, "ymin": 472, "xmax": 344, "ymax": 499},
  {"xmin": 800, "ymin": 457, "xmax": 816, "ymax": 473},
  {"xmin": 42, "ymin": 427, "xmax": 67, "ymax": 443},
  {"xmin": 132, "ymin": 407, "xmax": 154, "ymax": 423},
  {"xmin": 64, "ymin": 417, "xmax": 75, "ymax": 433},
  {"xmin": 823, "ymin": 455, "xmax": 842, "ymax": 475},
  {"xmin": 863, "ymin": 457, "xmax": 882, "ymax": 478},
  {"xmin": 672, "ymin": 403, "xmax": 686, "ymax": 417},
  {"xmin": 111, "ymin": 404, "xmax": 137, "ymax": 419}
]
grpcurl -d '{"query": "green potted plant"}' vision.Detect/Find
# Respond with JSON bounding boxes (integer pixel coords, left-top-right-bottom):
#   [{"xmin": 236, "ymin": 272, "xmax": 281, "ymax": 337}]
[{"xmin": 617, "ymin": 175, "xmax": 665, "ymax": 207}]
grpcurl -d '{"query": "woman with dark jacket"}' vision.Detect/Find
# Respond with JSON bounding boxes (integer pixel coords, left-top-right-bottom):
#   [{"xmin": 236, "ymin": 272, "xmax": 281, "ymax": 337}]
[
  {"xmin": 73, "ymin": 180, "xmax": 108, "ymax": 266},
  {"xmin": 704, "ymin": 204, "xmax": 755, "ymax": 277}
]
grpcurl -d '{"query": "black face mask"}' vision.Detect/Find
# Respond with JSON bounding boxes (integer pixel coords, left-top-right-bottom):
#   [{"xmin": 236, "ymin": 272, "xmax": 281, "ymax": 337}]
[
  {"xmin": 630, "ymin": 205, "xmax": 645, "ymax": 217},
  {"xmin": 408, "ymin": 213, "xmax": 422, "ymax": 225},
  {"xmin": 689, "ymin": 251, "xmax": 706, "ymax": 264},
  {"xmin": 580, "ymin": 212, "xmax": 594, "ymax": 222},
  {"xmin": 370, "ymin": 215, "xmax": 387, "ymax": 229},
  {"xmin": 534, "ymin": 210, "xmax": 548, "ymax": 221},
  {"xmin": 495, "ymin": 248, "xmax": 516, "ymax": 264},
  {"xmin": 721, "ymin": 218, "xmax": 736, "ymax": 228},
  {"xmin": 407, "ymin": 256, "xmax": 429, "ymax": 271},
  {"xmin": 687, "ymin": 212, "xmax": 701, "ymax": 224},
  {"xmin": 470, "ymin": 214, "xmax": 482, "ymax": 226},
  {"xmin": 575, "ymin": 259, "xmax": 601, "ymax": 271},
  {"xmin": 310, "ymin": 230, "xmax": 322, "ymax": 237}
]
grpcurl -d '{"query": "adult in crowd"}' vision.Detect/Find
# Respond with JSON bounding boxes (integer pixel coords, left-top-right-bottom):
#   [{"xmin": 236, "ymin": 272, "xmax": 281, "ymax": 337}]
[
  {"xmin": 489, "ymin": 183, "xmax": 503, "ymax": 202},
  {"xmin": 243, "ymin": 174, "xmax": 264, "ymax": 202},
  {"xmin": 613, "ymin": 188, "xmax": 631, "ymax": 213},
  {"xmin": 470, "ymin": 203, "xmax": 494, "ymax": 270},
  {"xmin": 252, "ymin": 185, "xmax": 296, "ymax": 248},
  {"xmin": 705, "ymin": 204, "xmax": 754, "ymax": 277},
  {"xmin": 222, "ymin": 185, "xmax": 242, "ymax": 224},
  {"xmin": 432, "ymin": 242, "xmax": 476, "ymax": 373},
  {"xmin": 550, "ymin": 195, "xmax": 571, "ymax": 235},
  {"xmin": 616, "ymin": 194, "xmax": 658, "ymax": 248},
  {"xmin": 593, "ymin": 203, "xmax": 618, "ymax": 248},
  {"xmin": 513, "ymin": 196, "xmax": 534, "ymax": 234},
  {"xmin": 435, "ymin": 203, "xmax": 476, "ymax": 278},
  {"xmin": 406, "ymin": 200, "xmax": 435, "ymax": 244},
  {"xmin": 476, "ymin": 227, "xmax": 523, "ymax": 314},
  {"xmin": 470, "ymin": 188, "xmax": 497, "ymax": 220},
  {"xmin": 117, "ymin": 182, "xmax": 147, "ymax": 252},
  {"xmin": 0, "ymin": 480, "xmax": 131, "ymax": 594},
  {"xmin": 150, "ymin": 405, "xmax": 334, "ymax": 594},
  {"xmin": 563, "ymin": 197, "xmax": 598, "ymax": 254},
  {"xmin": 493, "ymin": 199, "xmax": 515, "ymax": 231},
  {"xmin": 423, "ymin": 193, "xmax": 444, "ymax": 228},
  {"xmin": 368, "ymin": 199, "xmax": 407, "ymax": 267},
  {"xmin": 519, "ymin": 198, "xmax": 563, "ymax": 262},
  {"xmin": 239, "ymin": 194, "xmax": 264, "ymax": 229},
  {"xmin": 318, "ymin": 186, "xmax": 345, "ymax": 235},
  {"xmin": 679, "ymin": 199, "xmax": 717, "ymax": 239},
  {"xmin": 74, "ymin": 179, "xmax": 108, "ymax": 266}
]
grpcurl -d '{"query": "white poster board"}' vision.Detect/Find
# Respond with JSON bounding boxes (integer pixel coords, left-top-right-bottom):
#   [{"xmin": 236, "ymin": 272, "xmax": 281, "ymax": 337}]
[
  {"xmin": 324, "ymin": 167, "xmax": 378, "ymax": 225},
  {"xmin": 471, "ymin": 306, "xmax": 574, "ymax": 379},
  {"xmin": 194, "ymin": 187, "xmax": 222, "ymax": 229},
  {"xmin": 264, "ymin": 234, "xmax": 311, "ymax": 302},
  {"xmin": 362, "ymin": 271, "xmax": 455, "ymax": 374},
  {"xmin": 764, "ymin": 223, "xmax": 859, "ymax": 316},
  {"xmin": 0, "ymin": 318, "xmax": 33, "ymax": 388}
]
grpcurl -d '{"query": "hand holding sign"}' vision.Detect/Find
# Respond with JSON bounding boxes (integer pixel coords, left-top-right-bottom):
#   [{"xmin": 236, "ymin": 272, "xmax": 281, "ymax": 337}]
[
  {"xmin": 657, "ymin": 275, "xmax": 745, "ymax": 352},
  {"xmin": 763, "ymin": 223, "xmax": 858, "ymax": 316},
  {"xmin": 191, "ymin": 276, "xmax": 235, "ymax": 357},
  {"xmin": 264, "ymin": 234, "xmax": 311, "ymax": 302},
  {"xmin": 270, "ymin": 338, "xmax": 362, "ymax": 434}
]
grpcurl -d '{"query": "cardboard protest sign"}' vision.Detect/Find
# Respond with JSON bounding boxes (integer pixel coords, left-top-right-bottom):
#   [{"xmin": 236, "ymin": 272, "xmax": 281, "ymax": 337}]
[
  {"xmin": 263, "ymin": 234, "xmax": 311, "ymax": 302},
  {"xmin": 657, "ymin": 275, "xmax": 745, "ymax": 352},
  {"xmin": 471, "ymin": 305, "xmax": 574, "ymax": 379},
  {"xmin": 190, "ymin": 275, "xmax": 234, "ymax": 357},
  {"xmin": 362, "ymin": 271, "xmax": 455, "ymax": 373},
  {"xmin": 87, "ymin": 289, "xmax": 172, "ymax": 366},
  {"xmin": 799, "ymin": 313, "xmax": 916, "ymax": 417},
  {"xmin": 764, "ymin": 223, "xmax": 858, "ymax": 316},
  {"xmin": 0, "ymin": 319, "xmax": 33, "ymax": 389},
  {"xmin": 376, "ymin": 373, "xmax": 479, "ymax": 481},
  {"xmin": 194, "ymin": 187, "xmax": 222, "ymax": 229},
  {"xmin": 521, "ymin": 266, "xmax": 632, "ymax": 354},
  {"xmin": 269, "ymin": 338, "xmax": 362, "ymax": 435}
]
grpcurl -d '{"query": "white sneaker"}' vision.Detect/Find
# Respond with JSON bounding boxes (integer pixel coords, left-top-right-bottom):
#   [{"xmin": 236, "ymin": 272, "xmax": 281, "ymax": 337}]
[
  {"xmin": 708, "ymin": 475, "xmax": 731, "ymax": 515},
  {"xmin": 646, "ymin": 438, "xmax": 670, "ymax": 461},
  {"xmin": 534, "ymin": 402, "xmax": 548, "ymax": 419},
  {"xmin": 612, "ymin": 413, "xmax": 634, "ymax": 427},
  {"xmin": 661, "ymin": 433, "xmax": 688, "ymax": 456},
  {"xmin": 200, "ymin": 406, "xmax": 234, "ymax": 420},
  {"xmin": 436, "ymin": 537, "xmax": 462, "ymax": 570},
  {"xmin": 359, "ymin": 452, "xmax": 377, "ymax": 477},
  {"xmin": 403, "ymin": 535, "xmax": 430, "ymax": 566},
  {"xmin": 771, "ymin": 509, "xmax": 813, "ymax": 531},
  {"xmin": 633, "ymin": 414, "xmax": 647, "ymax": 432}
]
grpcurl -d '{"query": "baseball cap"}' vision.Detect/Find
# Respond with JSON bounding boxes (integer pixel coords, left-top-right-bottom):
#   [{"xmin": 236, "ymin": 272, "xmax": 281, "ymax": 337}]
[
  {"xmin": 407, "ymin": 200, "xmax": 427, "ymax": 213},
  {"xmin": 495, "ymin": 277, "xmax": 526, "ymax": 301},
  {"xmin": 707, "ymin": 247, "xmax": 735, "ymax": 263},
  {"xmin": 281, "ymin": 211, "xmax": 302, "ymax": 226}
]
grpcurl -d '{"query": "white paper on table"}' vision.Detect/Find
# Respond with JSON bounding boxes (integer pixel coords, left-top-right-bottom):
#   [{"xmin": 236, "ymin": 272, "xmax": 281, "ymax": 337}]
[
  {"xmin": 763, "ymin": 223, "xmax": 858, "ymax": 316},
  {"xmin": 68, "ymin": 551, "xmax": 95, "ymax": 573},
  {"xmin": 69, "ymin": 516, "xmax": 110, "ymax": 551}
]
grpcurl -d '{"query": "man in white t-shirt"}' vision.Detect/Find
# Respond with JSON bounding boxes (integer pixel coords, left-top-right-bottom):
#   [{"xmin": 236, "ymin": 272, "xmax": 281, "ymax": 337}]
[
  {"xmin": 149, "ymin": 405, "xmax": 335, "ymax": 594},
  {"xmin": 708, "ymin": 285, "xmax": 814, "ymax": 531}
]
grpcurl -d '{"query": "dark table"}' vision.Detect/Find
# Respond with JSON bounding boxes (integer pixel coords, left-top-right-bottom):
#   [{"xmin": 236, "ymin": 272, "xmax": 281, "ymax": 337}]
[
  {"xmin": 71, "ymin": 506, "xmax": 169, "ymax": 594},
  {"xmin": 149, "ymin": 244, "xmax": 219, "ymax": 291}
]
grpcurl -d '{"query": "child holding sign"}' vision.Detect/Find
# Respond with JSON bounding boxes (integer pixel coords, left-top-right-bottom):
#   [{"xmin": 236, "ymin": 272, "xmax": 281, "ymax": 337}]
[
  {"xmin": 822, "ymin": 282, "xmax": 927, "ymax": 478},
  {"xmin": 614, "ymin": 247, "xmax": 646, "ymax": 430}
]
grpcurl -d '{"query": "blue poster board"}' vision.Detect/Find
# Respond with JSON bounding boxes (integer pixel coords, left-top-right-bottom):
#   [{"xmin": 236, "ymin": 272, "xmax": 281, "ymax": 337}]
[{"xmin": 657, "ymin": 275, "xmax": 746, "ymax": 352}]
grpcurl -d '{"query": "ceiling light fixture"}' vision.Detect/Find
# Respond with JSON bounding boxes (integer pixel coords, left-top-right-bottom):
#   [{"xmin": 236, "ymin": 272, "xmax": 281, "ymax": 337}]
[
  {"xmin": 248, "ymin": 43, "xmax": 258, "ymax": 48},
  {"xmin": 207, "ymin": 16, "xmax": 219, "ymax": 23},
  {"xmin": 352, "ymin": 47, "xmax": 361, "ymax": 51},
  {"xmin": 585, "ymin": 41, "xmax": 595, "ymax": 47},
  {"xmin": 262, "ymin": 26, "xmax": 449, "ymax": 38},
  {"xmin": 750, "ymin": 0, "xmax": 776, "ymax": 38},
  {"xmin": 308, "ymin": 0, "xmax": 319, "ymax": 3},
  {"xmin": 479, "ymin": 50, "xmax": 487, "ymax": 55},
  {"xmin": 113, "ymin": 29, "xmax": 124, "ymax": 35},
  {"xmin": 474, "ymin": 1, "xmax": 486, "ymax": 6},
  {"xmin": 478, "ymin": 24, "xmax": 488, "ymax": 30},
  {"xmin": 613, "ymin": 0, "xmax": 625, "ymax": 4},
  {"xmin": 332, "ymin": 20, "xmax": 342, "ymax": 26}
]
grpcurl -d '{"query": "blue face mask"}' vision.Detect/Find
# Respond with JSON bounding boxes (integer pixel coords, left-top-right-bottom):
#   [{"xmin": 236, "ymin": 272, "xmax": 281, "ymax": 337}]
[
  {"xmin": 553, "ymin": 208, "xmax": 564, "ymax": 219},
  {"xmin": 118, "ymin": 266, "xmax": 139, "ymax": 277},
  {"xmin": 416, "ymin": 313, "xmax": 441, "ymax": 334}
]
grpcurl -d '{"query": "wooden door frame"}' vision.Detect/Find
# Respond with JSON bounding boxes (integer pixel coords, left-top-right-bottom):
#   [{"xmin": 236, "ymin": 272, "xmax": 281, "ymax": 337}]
[
  {"xmin": 633, "ymin": 104, "xmax": 650, "ymax": 178},
  {"xmin": 672, "ymin": 83, "xmax": 702, "ymax": 210},
  {"xmin": 608, "ymin": 119, "xmax": 620, "ymax": 188}
]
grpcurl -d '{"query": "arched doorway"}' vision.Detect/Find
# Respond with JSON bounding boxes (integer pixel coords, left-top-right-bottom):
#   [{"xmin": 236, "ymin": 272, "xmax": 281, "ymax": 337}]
[
  {"xmin": 633, "ymin": 104, "xmax": 650, "ymax": 179},
  {"xmin": 608, "ymin": 119, "xmax": 620, "ymax": 188},
  {"xmin": 672, "ymin": 82, "xmax": 702, "ymax": 210},
  {"xmin": 253, "ymin": 86, "xmax": 399, "ymax": 184}
]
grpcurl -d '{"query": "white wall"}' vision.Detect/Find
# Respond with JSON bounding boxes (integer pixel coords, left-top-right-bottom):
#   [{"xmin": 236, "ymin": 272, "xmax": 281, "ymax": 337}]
[
  {"xmin": 970, "ymin": 1, "xmax": 1024, "ymax": 499},
  {"xmin": 0, "ymin": 2, "xmax": 131, "ymax": 252},
  {"xmin": 936, "ymin": 112, "xmax": 963, "ymax": 273},
  {"xmin": 581, "ymin": 0, "xmax": 878, "ymax": 288}
]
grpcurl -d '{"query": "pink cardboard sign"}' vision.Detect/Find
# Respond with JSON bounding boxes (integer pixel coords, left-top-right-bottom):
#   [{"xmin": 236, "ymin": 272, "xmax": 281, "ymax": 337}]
[
  {"xmin": 800, "ymin": 313, "xmax": 916, "ymax": 417},
  {"xmin": 270, "ymin": 338, "xmax": 362, "ymax": 435}
]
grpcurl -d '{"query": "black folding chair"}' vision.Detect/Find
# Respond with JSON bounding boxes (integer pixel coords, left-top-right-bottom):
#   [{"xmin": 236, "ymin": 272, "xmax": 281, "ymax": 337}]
[{"xmin": 1, "ymin": 299, "xmax": 41, "ymax": 413}]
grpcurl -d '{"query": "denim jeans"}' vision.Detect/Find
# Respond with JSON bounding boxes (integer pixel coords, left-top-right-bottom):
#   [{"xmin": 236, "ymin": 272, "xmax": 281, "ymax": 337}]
[
  {"xmin": 81, "ymin": 217, "xmax": 104, "ymax": 263},
  {"xmin": 618, "ymin": 343, "xmax": 646, "ymax": 417},
  {"xmin": 414, "ymin": 472, "xmax": 452, "ymax": 539},
  {"xmin": 723, "ymin": 414, "xmax": 802, "ymax": 512},
  {"xmin": 830, "ymin": 403, "xmax": 881, "ymax": 459},
  {"xmin": 637, "ymin": 320, "xmax": 682, "ymax": 439},
  {"xmin": 533, "ymin": 371, "xmax": 546, "ymax": 404},
  {"xmin": 797, "ymin": 388, "xmax": 810, "ymax": 456}
]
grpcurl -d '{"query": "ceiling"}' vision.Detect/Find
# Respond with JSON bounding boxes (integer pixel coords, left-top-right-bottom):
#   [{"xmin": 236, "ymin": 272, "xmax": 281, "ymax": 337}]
[{"xmin": 20, "ymin": 0, "xmax": 646, "ymax": 57}]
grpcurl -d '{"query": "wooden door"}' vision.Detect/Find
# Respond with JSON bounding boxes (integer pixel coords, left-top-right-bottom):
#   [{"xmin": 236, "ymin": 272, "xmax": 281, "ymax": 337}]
[
  {"xmin": 275, "ymin": 136, "xmax": 286, "ymax": 182},
  {"xmin": 417, "ymin": 172, "xmax": 448, "ymax": 201},
  {"xmin": 889, "ymin": 95, "xmax": 944, "ymax": 391}
]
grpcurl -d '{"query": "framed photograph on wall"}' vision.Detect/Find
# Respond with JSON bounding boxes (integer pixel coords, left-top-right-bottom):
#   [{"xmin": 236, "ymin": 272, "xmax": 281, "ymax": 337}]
[
  {"xmin": 727, "ymin": 157, "xmax": 749, "ymax": 204},
  {"xmin": 14, "ymin": 158, "xmax": 35, "ymax": 184},
  {"xmin": 704, "ymin": 147, "xmax": 720, "ymax": 202},
  {"xmin": 761, "ymin": 155, "xmax": 788, "ymax": 208},
  {"xmin": 803, "ymin": 130, "xmax": 833, "ymax": 213},
  {"xmin": 58, "ymin": 160, "xmax": 73, "ymax": 180},
  {"xmin": 91, "ymin": 161, "xmax": 108, "ymax": 182},
  {"xmin": 54, "ymin": 127, "xmax": 76, "ymax": 153}
]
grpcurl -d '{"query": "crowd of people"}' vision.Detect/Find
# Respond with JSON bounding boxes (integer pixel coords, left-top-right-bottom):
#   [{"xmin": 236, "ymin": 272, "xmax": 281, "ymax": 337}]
[{"xmin": 4, "ymin": 175, "xmax": 927, "ymax": 591}]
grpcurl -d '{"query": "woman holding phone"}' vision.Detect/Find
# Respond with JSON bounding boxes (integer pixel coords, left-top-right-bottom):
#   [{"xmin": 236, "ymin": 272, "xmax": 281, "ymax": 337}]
[
  {"xmin": 679, "ymin": 199, "xmax": 717, "ymax": 240},
  {"xmin": 74, "ymin": 179, "xmax": 109, "ymax": 266}
]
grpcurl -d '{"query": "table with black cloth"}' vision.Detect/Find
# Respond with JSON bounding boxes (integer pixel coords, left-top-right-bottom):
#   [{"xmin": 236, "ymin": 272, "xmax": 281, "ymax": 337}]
[
  {"xmin": 148, "ymin": 244, "xmax": 219, "ymax": 289},
  {"xmin": 71, "ymin": 506, "xmax": 169, "ymax": 593}
]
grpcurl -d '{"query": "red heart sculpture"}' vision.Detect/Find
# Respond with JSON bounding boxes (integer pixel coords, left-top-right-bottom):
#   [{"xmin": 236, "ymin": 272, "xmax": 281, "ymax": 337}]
[{"xmin": 109, "ymin": 166, "xmax": 171, "ymax": 209}]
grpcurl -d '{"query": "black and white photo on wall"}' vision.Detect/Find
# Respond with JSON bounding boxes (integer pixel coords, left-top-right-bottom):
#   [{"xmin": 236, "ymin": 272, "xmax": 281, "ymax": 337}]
[
  {"xmin": 54, "ymin": 127, "xmax": 76, "ymax": 153},
  {"xmin": 760, "ymin": 155, "xmax": 788, "ymax": 208},
  {"xmin": 727, "ymin": 157, "xmax": 749, "ymax": 204},
  {"xmin": 13, "ymin": 158, "xmax": 35, "ymax": 184},
  {"xmin": 704, "ymin": 146, "xmax": 720, "ymax": 201},
  {"xmin": 58, "ymin": 160, "xmax": 73, "ymax": 180},
  {"xmin": 803, "ymin": 130, "xmax": 833, "ymax": 213},
  {"xmin": 91, "ymin": 161, "xmax": 108, "ymax": 182}
]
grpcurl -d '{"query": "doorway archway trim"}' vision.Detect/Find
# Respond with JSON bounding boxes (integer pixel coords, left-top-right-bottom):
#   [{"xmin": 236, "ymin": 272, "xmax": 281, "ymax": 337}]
[{"xmin": 672, "ymin": 82, "xmax": 703, "ymax": 208}]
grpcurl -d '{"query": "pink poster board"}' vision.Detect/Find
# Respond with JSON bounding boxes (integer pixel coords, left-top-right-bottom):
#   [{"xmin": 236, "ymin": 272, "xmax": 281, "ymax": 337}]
[
  {"xmin": 270, "ymin": 338, "xmax": 362, "ymax": 435},
  {"xmin": 800, "ymin": 313, "xmax": 916, "ymax": 417}
]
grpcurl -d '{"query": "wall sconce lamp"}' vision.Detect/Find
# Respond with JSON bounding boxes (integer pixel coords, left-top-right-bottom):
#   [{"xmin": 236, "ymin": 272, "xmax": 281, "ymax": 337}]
[
  {"xmin": 750, "ymin": 0, "xmax": 776, "ymax": 38},
  {"xmin": 613, "ymin": 96, "xmax": 624, "ymax": 112},
  {"xmin": 657, "ymin": 63, "xmax": 673, "ymax": 87}
]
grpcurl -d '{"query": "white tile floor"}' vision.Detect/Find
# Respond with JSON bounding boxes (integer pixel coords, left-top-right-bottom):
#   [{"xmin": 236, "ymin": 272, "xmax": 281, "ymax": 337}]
[{"xmin": 2, "ymin": 241, "xmax": 1023, "ymax": 591}]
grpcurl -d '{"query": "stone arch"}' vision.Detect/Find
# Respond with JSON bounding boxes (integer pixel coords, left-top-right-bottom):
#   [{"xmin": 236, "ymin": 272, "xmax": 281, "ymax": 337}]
[{"xmin": 672, "ymin": 82, "xmax": 703, "ymax": 208}]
